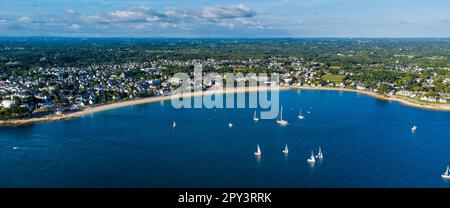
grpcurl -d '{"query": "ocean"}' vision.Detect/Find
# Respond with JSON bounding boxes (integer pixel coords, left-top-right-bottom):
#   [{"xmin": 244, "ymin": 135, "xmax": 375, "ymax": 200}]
[{"xmin": 1, "ymin": 89, "xmax": 450, "ymax": 187}]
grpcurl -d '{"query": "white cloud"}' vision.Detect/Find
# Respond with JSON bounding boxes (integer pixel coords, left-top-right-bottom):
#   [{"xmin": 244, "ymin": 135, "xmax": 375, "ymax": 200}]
[
  {"xmin": 69, "ymin": 24, "xmax": 81, "ymax": 30},
  {"xmin": 294, "ymin": 20, "xmax": 305, "ymax": 25},
  {"xmin": 65, "ymin": 9, "xmax": 77, "ymax": 15},
  {"xmin": 164, "ymin": 8, "xmax": 177, "ymax": 17},
  {"xmin": 235, "ymin": 18, "xmax": 264, "ymax": 29},
  {"xmin": 109, "ymin": 10, "xmax": 143, "ymax": 19},
  {"xmin": 79, "ymin": 4, "xmax": 265, "ymax": 32},
  {"xmin": 19, "ymin": 16, "xmax": 32, "ymax": 24},
  {"xmin": 438, "ymin": 17, "xmax": 450, "ymax": 23},
  {"xmin": 217, "ymin": 21, "xmax": 235, "ymax": 29},
  {"xmin": 82, "ymin": 7, "xmax": 166, "ymax": 24},
  {"xmin": 0, "ymin": 19, "xmax": 6, "ymax": 27},
  {"xmin": 202, "ymin": 4, "xmax": 256, "ymax": 19},
  {"xmin": 159, "ymin": 22, "xmax": 177, "ymax": 29},
  {"xmin": 81, "ymin": 15, "xmax": 111, "ymax": 24},
  {"xmin": 146, "ymin": 16, "xmax": 159, "ymax": 22},
  {"xmin": 395, "ymin": 20, "xmax": 419, "ymax": 25},
  {"xmin": 134, "ymin": 23, "xmax": 146, "ymax": 30}
]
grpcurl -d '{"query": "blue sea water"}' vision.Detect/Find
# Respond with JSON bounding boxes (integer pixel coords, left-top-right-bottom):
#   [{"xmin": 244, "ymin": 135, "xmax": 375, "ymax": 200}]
[{"xmin": 1, "ymin": 89, "xmax": 450, "ymax": 188}]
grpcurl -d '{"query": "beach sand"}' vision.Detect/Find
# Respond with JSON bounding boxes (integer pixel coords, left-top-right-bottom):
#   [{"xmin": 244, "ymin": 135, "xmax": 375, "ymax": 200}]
[{"xmin": 1, "ymin": 86, "xmax": 449, "ymax": 126}]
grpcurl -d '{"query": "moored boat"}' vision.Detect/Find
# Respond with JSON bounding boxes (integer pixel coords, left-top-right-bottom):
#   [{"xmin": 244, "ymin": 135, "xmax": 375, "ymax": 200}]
[
  {"xmin": 316, "ymin": 147, "xmax": 323, "ymax": 160},
  {"xmin": 307, "ymin": 150, "xmax": 315, "ymax": 164},
  {"xmin": 254, "ymin": 144, "xmax": 262, "ymax": 156},
  {"xmin": 276, "ymin": 106, "xmax": 289, "ymax": 126},
  {"xmin": 298, "ymin": 108, "xmax": 304, "ymax": 120},
  {"xmin": 282, "ymin": 144, "xmax": 289, "ymax": 154},
  {"xmin": 442, "ymin": 165, "xmax": 450, "ymax": 179},
  {"xmin": 253, "ymin": 111, "xmax": 259, "ymax": 122}
]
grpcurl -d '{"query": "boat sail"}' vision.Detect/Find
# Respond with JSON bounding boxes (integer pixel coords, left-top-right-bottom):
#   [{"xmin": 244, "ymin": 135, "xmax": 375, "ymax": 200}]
[
  {"xmin": 276, "ymin": 106, "xmax": 289, "ymax": 126},
  {"xmin": 298, "ymin": 108, "xmax": 305, "ymax": 120},
  {"xmin": 316, "ymin": 147, "xmax": 323, "ymax": 160},
  {"xmin": 282, "ymin": 144, "xmax": 289, "ymax": 154},
  {"xmin": 228, "ymin": 123, "xmax": 233, "ymax": 128},
  {"xmin": 253, "ymin": 111, "xmax": 259, "ymax": 122},
  {"xmin": 442, "ymin": 165, "xmax": 450, "ymax": 179},
  {"xmin": 172, "ymin": 121, "xmax": 177, "ymax": 128},
  {"xmin": 411, "ymin": 125, "xmax": 417, "ymax": 133},
  {"xmin": 254, "ymin": 144, "xmax": 262, "ymax": 156},
  {"xmin": 307, "ymin": 150, "xmax": 316, "ymax": 164}
]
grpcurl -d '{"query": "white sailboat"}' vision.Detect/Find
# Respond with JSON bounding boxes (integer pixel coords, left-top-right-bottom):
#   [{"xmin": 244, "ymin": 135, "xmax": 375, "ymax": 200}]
[
  {"xmin": 172, "ymin": 121, "xmax": 177, "ymax": 128},
  {"xmin": 442, "ymin": 165, "xmax": 450, "ymax": 179},
  {"xmin": 276, "ymin": 106, "xmax": 289, "ymax": 126},
  {"xmin": 316, "ymin": 147, "xmax": 323, "ymax": 160},
  {"xmin": 298, "ymin": 108, "xmax": 305, "ymax": 120},
  {"xmin": 254, "ymin": 144, "xmax": 262, "ymax": 156},
  {"xmin": 411, "ymin": 125, "xmax": 417, "ymax": 133},
  {"xmin": 307, "ymin": 150, "xmax": 316, "ymax": 164},
  {"xmin": 228, "ymin": 123, "xmax": 233, "ymax": 128},
  {"xmin": 253, "ymin": 111, "xmax": 259, "ymax": 122},
  {"xmin": 282, "ymin": 144, "xmax": 289, "ymax": 154}
]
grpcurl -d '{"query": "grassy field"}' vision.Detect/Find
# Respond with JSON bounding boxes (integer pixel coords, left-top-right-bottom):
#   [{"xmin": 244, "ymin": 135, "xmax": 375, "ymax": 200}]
[{"xmin": 321, "ymin": 74, "xmax": 345, "ymax": 83}]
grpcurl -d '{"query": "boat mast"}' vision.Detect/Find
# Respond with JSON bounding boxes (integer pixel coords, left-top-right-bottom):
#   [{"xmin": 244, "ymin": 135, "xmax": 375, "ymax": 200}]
[{"xmin": 280, "ymin": 106, "xmax": 283, "ymax": 121}]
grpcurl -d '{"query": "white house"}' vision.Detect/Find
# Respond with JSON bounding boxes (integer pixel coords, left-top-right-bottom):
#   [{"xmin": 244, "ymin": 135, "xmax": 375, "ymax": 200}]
[{"xmin": 1, "ymin": 100, "xmax": 13, "ymax": 108}]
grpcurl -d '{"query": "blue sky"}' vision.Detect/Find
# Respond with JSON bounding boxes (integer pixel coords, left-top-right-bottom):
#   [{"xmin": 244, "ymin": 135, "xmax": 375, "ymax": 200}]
[{"xmin": 1, "ymin": 0, "xmax": 450, "ymax": 37}]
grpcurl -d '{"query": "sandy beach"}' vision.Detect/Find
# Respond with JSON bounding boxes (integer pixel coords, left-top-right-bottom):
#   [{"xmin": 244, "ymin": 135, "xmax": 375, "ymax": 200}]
[
  {"xmin": 290, "ymin": 86, "xmax": 450, "ymax": 112},
  {"xmin": 1, "ymin": 85, "xmax": 449, "ymax": 126}
]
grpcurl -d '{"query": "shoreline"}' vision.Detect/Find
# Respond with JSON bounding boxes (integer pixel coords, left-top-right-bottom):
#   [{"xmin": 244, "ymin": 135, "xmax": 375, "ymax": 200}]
[
  {"xmin": 1, "ymin": 86, "xmax": 449, "ymax": 126},
  {"xmin": 289, "ymin": 86, "xmax": 450, "ymax": 112}
]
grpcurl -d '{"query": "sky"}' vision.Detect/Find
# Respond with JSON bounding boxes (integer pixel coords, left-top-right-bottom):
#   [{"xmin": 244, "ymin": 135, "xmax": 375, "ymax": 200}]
[{"xmin": 1, "ymin": 0, "xmax": 450, "ymax": 37}]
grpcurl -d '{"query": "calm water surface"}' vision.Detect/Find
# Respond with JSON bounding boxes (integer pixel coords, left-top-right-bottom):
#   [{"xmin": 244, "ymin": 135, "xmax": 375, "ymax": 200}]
[{"xmin": 1, "ymin": 90, "xmax": 450, "ymax": 187}]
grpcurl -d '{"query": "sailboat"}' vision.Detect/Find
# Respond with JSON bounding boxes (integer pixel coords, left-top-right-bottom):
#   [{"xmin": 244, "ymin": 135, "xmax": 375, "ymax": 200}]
[
  {"xmin": 253, "ymin": 111, "xmax": 259, "ymax": 122},
  {"xmin": 254, "ymin": 144, "xmax": 262, "ymax": 156},
  {"xmin": 282, "ymin": 144, "xmax": 289, "ymax": 154},
  {"xmin": 411, "ymin": 125, "xmax": 417, "ymax": 133},
  {"xmin": 307, "ymin": 150, "xmax": 316, "ymax": 164},
  {"xmin": 442, "ymin": 165, "xmax": 450, "ymax": 179},
  {"xmin": 316, "ymin": 147, "xmax": 323, "ymax": 160},
  {"xmin": 276, "ymin": 106, "xmax": 289, "ymax": 126},
  {"xmin": 298, "ymin": 108, "xmax": 305, "ymax": 120},
  {"xmin": 172, "ymin": 121, "xmax": 177, "ymax": 128},
  {"xmin": 228, "ymin": 123, "xmax": 233, "ymax": 128}
]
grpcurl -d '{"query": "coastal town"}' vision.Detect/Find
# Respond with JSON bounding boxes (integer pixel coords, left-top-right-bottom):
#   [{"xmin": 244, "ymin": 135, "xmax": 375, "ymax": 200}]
[
  {"xmin": 1, "ymin": 38, "xmax": 450, "ymax": 121},
  {"xmin": 2, "ymin": 0, "xmax": 450, "ymax": 192}
]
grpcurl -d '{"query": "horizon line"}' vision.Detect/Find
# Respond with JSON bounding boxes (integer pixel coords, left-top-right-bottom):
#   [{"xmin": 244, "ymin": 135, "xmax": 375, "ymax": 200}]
[{"xmin": 2, "ymin": 36, "xmax": 450, "ymax": 39}]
